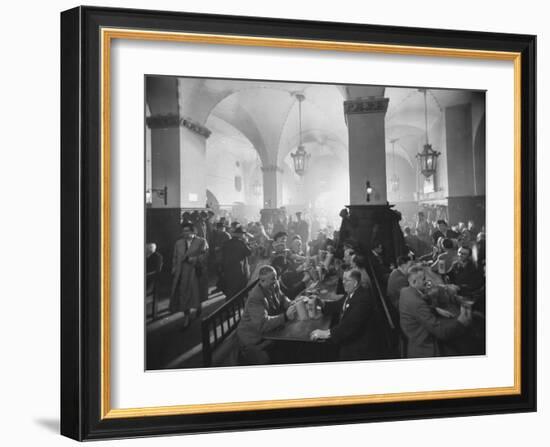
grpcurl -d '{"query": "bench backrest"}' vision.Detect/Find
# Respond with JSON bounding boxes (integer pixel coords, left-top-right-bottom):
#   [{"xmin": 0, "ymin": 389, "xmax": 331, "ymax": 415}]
[{"xmin": 201, "ymin": 280, "xmax": 258, "ymax": 367}]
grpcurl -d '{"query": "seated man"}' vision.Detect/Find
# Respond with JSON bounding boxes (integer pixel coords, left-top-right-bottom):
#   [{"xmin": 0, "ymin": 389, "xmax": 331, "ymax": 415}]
[
  {"xmin": 370, "ymin": 241, "xmax": 391, "ymax": 287},
  {"xmin": 146, "ymin": 242, "xmax": 163, "ymax": 293},
  {"xmin": 447, "ymin": 246, "xmax": 484, "ymax": 295},
  {"xmin": 308, "ymin": 231, "xmax": 327, "ymax": 257},
  {"xmin": 430, "ymin": 238, "xmax": 457, "ymax": 274},
  {"xmin": 237, "ymin": 265, "xmax": 297, "ymax": 365},
  {"xmin": 270, "ymin": 231, "xmax": 290, "ymax": 275},
  {"xmin": 399, "ymin": 265, "xmax": 471, "ymax": 358},
  {"xmin": 431, "ymin": 219, "xmax": 459, "ymax": 245},
  {"xmin": 310, "ymin": 269, "xmax": 383, "ymax": 361},
  {"xmin": 387, "ymin": 255, "xmax": 412, "ymax": 310},
  {"xmin": 271, "ymin": 231, "xmax": 310, "ymax": 299},
  {"xmin": 288, "ymin": 235, "xmax": 307, "ymax": 270}
]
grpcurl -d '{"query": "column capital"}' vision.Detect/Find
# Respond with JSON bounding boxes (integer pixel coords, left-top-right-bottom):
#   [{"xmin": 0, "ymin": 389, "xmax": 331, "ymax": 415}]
[
  {"xmin": 261, "ymin": 164, "xmax": 284, "ymax": 174},
  {"xmin": 146, "ymin": 113, "xmax": 211, "ymax": 138},
  {"xmin": 343, "ymin": 96, "xmax": 389, "ymax": 116}
]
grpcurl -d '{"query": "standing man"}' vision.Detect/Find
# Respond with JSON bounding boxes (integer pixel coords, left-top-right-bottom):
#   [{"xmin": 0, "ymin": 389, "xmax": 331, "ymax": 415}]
[
  {"xmin": 295, "ymin": 212, "xmax": 310, "ymax": 249},
  {"xmin": 237, "ymin": 265, "xmax": 297, "ymax": 364},
  {"xmin": 221, "ymin": 226, "xmax": 252, "ymax": 299},
  {"xmin": 211, "ymin": 221, "xmax": 231, "ymax": 293},
  {"xmin": 310, "ymin": 269, "xmax": 383, "ymax": 361},
  {"xmin": 170, "ymin": 222, "xmax": 209, "ymax": 328},
  {"xmin": 415, "ymin": 211, "xmax": 432, "ymax": 254},
  {"xmin": 399, "ymin": 266, "xmax": 471, "ymax": 358}
]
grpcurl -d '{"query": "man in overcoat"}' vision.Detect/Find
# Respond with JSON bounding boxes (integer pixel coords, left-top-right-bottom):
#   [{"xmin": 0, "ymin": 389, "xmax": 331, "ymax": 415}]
[
  {"xmin": 221, "ymin": 226, "xmax": 252, "ymax": 299},
  {"xmin": 170, "ymin": 221, "xmax": 209, "ymax": 327}
]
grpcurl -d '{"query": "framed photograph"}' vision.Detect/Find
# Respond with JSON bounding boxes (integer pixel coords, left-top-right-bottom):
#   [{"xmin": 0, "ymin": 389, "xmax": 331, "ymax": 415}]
[{"xmin": 61, "ymin": 6, "xmax": 536, "ymax": 441}]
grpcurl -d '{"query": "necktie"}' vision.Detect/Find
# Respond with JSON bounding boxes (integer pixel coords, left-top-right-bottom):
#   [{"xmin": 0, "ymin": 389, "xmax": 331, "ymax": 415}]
[{"xmin": 340, "ymin": 292, "xmax": 353, "ymax": 321}]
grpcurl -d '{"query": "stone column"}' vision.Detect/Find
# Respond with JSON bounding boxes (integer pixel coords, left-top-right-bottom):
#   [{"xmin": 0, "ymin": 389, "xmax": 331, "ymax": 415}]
[
  {"xmin": 146, "ymin": 114, "xmax": 211, "ymax": 279},
  {"xmin": 261, "ymin": 164, "xmax": 283, "ymax": 209},
  {"xmin": 178, "ymin": 118, "xmax": 211, "ymax": 209},
  {"xmin": 445, "ymin": 103, "xmax": 485, "ymax": 227},
  {"xmin": 339, "ymin": 95, "xmax": 407, "ymax": 262},
  {"xmin": 260, "ymin": 164, "xmax": 283, "ymax": 226},
  {"xmin": 344, "ymin": 96, "xmax": 389, "ymax": 205}
]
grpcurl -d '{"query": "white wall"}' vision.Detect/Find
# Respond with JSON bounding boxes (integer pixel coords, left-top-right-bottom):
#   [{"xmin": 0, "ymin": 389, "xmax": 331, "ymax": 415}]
[{"xmin": 1, "ymin": 0, "xmax": 546, "ymax": 446}]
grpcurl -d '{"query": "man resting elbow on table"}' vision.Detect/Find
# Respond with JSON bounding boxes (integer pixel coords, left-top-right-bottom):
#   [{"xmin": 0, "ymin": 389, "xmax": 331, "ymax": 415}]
[
  {"xmin": 310, "ymin": 269, "xmax": 383, "ymax": 361},
  {"xmin": 399, "ymin": 265, "xmax": 472, "ymax": 358},
  {"xmin": 237, "ymin": 265, "xmax": 297, "ymax": 365}
]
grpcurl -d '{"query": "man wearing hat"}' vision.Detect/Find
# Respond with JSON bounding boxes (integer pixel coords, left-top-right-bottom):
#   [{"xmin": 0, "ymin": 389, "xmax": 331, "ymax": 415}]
[
  {"xmin": 211, "ymin": 221, "xmax": 231, "ymax": 293},
  {"xmin": 221, "ymin": 226, "xmax": 252, "ymax": 300}
]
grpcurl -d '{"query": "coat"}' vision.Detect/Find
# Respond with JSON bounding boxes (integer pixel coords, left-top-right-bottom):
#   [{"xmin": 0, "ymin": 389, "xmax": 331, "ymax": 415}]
[
  {"xmin": 386, "ymin": 268, "xmax": 408, "ymax": 310},
  {"xmin": 237, "ymin": 282, "xmax": 290, "ymax": 347},
  {"xmin": 399, "ymin": 286, "xmax": 466, "ymax": 358},
  {"xmin": 170, "ymin": 236, "xmax": 208, "ymax": 312},
  {"xmin": 221, "ymin": 237, "xmax": 252, "ymax": 298},
  {"xmin": 324, "ymin": 286, "xmax": 384, "ymax": 361}
]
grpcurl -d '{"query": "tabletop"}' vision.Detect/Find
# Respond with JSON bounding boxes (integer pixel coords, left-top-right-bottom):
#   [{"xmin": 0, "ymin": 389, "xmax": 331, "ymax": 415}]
[{"xmin": 263, "ymin": 314, "xmax": 332, "ymax": 342}]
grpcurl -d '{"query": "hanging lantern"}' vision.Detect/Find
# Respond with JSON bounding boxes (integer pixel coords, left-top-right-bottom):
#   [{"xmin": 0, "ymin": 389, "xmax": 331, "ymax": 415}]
[
  {"xmin": 417, "ymin": 143, "xmax": 440, "ymax": 178},
  {"xmin": 416, "ymin": 89, "xmax": 441, "ymax": 178},
  {"xmin": 291, "ymin": 144, "xmax": 310, "ymax": 176},
  {"xmin": 290, "ymin": 93, "xmax": 311, "ymax": 176}
]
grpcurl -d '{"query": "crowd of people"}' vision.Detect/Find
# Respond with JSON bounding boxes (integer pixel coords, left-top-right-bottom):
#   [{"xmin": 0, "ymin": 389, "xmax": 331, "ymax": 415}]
[
  {"xmin": 146, "ymin": 208, "xmax": 338, "ymax": 328},
  {"xmin": 146, "ymin": 207, "xmax": 487, "ymax": 363}
]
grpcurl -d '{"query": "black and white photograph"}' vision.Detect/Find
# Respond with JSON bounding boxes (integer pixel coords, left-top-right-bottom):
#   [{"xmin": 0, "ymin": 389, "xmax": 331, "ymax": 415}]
[{"xmin": 144, "ymin": 76, "xmax": 487, "ymax": 370}]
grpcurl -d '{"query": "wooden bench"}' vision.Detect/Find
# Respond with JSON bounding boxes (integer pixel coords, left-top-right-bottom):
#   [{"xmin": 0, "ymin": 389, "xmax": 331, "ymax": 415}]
[{"xmin": 201, "ymin": 280, "xmax": 258, "ymax": 367}]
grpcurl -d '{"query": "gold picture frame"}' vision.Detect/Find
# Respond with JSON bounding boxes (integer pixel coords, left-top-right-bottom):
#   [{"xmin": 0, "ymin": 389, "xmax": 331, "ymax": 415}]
[{"xmin": 61, "ymin": 6, "xmax": 536, "ymax": 440}]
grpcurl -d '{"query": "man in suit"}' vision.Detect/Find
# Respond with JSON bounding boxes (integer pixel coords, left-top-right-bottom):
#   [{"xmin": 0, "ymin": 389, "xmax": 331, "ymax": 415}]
[
  {"xmin": 447, "ymin": 246, "xmax": 484, "ymax": 295},
  {"xmin": 387, "ymin": 255, "xmax": 412, "ymax": 310},
  {"xmin": 170, "ymin": 221, "xmax": 209, "ymax": 328},
  {"xmin": 431, "ymin": 220, "xmax": 459, "ymax": 245},
  {"xmin": 310, "ymin": 269, "xmax": 383, "ymax": 361},
  {"xmin": 210, "ymin": 221, "xmax": 231, "ymax": 293},
  {"xmin": 146, "ymin": 242, "xmax": 163, "ymax": 293},
  {"xmin": 399, "ymin": 265, "xmax": 471, "ymax": 358},
  {"xmin": 237, "ymin": 265, "xmax": 297, "ymax": 364},
  {"xmin": 221, "ymin": 226, "xmax": 252, "ymax": 300}
]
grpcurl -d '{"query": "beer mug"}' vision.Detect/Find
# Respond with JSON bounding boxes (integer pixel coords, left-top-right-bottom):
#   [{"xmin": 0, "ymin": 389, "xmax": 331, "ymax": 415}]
[
  {"xmin": 306, "ymin": 297, "xmax": 317, "ymax": 319},
  {"xmin": 295, "ymin": 298, "xmax": 309, "ymax": 321}
]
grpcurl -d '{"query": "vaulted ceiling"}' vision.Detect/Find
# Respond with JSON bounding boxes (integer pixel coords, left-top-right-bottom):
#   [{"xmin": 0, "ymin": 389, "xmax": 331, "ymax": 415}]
[{"xmin": 149, "ymin": 76, "xmax": 478, "ymax": 175}]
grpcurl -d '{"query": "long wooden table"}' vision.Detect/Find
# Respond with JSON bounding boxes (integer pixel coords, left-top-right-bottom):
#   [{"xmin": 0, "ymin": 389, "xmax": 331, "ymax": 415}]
[
  {"xmin": 263, "ymin": 314, "xmax": 331, "ymax": 342},
  {"xmin": 263, "ymin": 273, "xmax": 342, "ymax": 362}
]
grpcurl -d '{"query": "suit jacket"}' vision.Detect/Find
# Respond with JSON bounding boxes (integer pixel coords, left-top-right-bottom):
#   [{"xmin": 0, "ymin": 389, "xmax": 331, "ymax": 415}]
[
  {"xmin": 447, "ymin": 260, "xmax": 484, "ymax": 295},
  {"xmin": 237, "ymin": 283, "xmax": 291, "ymax": 347},
  {"xmin": 386, "ymin": 268, "xmax": 408, "ymax": 310},
  {"xmin": 324, "ymin": 286, "xmax": 383, "ymax": 361},
  {"xmin": 399, "ymin": 286, "xmax": 466, "ymax": 358}
]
